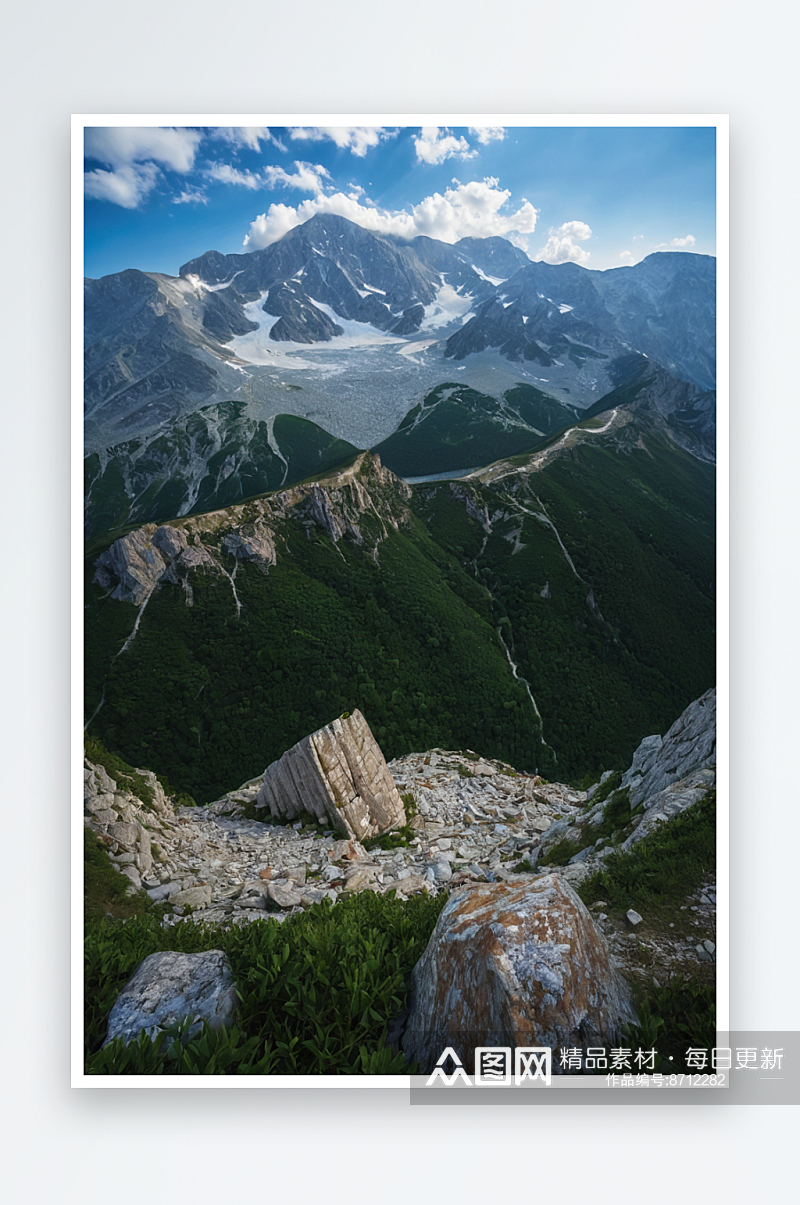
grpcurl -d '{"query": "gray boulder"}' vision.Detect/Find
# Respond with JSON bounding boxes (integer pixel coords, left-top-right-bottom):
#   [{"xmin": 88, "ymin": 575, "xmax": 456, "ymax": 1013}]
[
  {"xmin": 104, "ymin": 950, "xmax": 238, "ymax": 1046},
  {"xmin": 170, "ymin": 884, "xmax": 212, "ymax": 910}
]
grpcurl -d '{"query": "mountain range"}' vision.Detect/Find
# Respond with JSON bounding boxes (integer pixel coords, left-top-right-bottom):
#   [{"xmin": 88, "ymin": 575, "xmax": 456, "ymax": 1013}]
[{"xmin": 84, "ymin": 214, "xmax": 716, "ymax": 540}]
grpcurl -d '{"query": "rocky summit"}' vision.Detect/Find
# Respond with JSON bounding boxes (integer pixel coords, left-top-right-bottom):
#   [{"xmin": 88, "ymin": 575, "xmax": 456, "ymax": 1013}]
[{"xmin": 88, "ymin": 688, "xmax": 716, "ymax": 1053}]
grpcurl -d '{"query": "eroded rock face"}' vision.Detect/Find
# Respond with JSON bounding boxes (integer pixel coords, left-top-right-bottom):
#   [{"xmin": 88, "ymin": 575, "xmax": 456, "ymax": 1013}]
[
  {"xmin": 621, "ymin": 767, "xmax": 715, "ymax": 851},
  {"xmin": 402, "ymin": 875, "xmax": 636, "ymax": 1074},
  {"xmin": 94, "ymin": 523, "xmax": 215, "ymax": 605},
  {"xmin": 92, "ymin": 454, "xmax": 411, "ymax": 607},
  {"xmin": 93, "ymin": 527, "xmax": 168, "ymax": 605},
  {"xmin": 255, "ymin": 709, "xmax": 407, "ymax": 840},
  {"xmin": 104, "ymin": 950, "xmax": 237, "ymax": 1047},
  {"xmin": 622, "ymin": 688, "xmax": 716, "ymax": 809},
  {"xmin": 221, "ymin": 528, "xmax": 276, "ymax": 567}
]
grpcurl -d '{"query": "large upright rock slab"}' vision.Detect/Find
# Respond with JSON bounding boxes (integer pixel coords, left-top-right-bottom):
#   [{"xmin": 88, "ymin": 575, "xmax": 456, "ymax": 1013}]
[
  {"xmin": 622, "ymin": 687, "xmax": 716, "ymax": 809},
  {"xmin": 255, "ymin": 709, "xmax": 406, "ymax": 840},
  {"xmin": 104, "ymin": 950, "xmax": 237, "ymax": 1047},
  {"xmin": 402, "ymin": 876, "xmax": 636, "ymax": 1074}
]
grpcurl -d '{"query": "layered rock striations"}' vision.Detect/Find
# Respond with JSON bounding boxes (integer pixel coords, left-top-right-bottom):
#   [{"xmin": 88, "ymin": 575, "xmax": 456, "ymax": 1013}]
[
  {"xmin": 622, "ymin": 687, "xmax": 716, "ymax": 809},
  {"xmin": 255, "ymin": 709, "xmax": 407, "ymax": 840}
]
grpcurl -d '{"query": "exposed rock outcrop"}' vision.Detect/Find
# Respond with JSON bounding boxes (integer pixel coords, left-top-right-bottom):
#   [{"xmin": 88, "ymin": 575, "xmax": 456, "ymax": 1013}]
[
  {"xmin": 104, "ymin": 950, "xmax": 237, "ymax": 1047},
  {"xmin": 402, "ymin": 875, "xmax": 637, "ymax": 1073},
  {"xmin": 622, "ymin": 687, "xmax": 716, "ymax": 809},
  {"xmin": 620, "ymin": 767, "xmax": 716, "ymax": 851},
  {"xmin": 255, "ymin": 709, "xmax": 407, "ymax": 840},
  {"xmin": 92, "ymin": 453, "xmax": 411, "ymax": 606},
  {"xmin": 94, "ymin": 524, "xmax": 215, "ymax": 605}
]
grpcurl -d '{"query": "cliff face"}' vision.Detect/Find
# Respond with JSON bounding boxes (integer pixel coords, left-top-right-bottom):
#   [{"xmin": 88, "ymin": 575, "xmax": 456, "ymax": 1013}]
[{"xmin": 93, "ymin": 452, "xmax": 412, "ymax": 606}]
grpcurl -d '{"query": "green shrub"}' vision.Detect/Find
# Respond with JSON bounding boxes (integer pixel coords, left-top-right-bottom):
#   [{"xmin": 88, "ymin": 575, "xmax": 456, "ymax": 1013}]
[
  {"xmin": 85, "ymin": 890, "xmax": 447, "ymax": 1075},
  {"xmin": 623, "ymin": 977, "xmax": 716, "ymax": 1073},
  {"xmin": 83, "ymin": 828, "xmax": 153, "ymax": 921},
  {"xmin": 578, "ymin": 790, "xmax": 716, "ymax": 910}
]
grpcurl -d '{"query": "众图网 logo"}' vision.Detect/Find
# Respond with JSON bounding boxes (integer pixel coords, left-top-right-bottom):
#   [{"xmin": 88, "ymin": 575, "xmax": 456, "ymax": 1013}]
[{"xmin": 425, "ymin": 1046, "xmax": 552, "ymax": 1086}]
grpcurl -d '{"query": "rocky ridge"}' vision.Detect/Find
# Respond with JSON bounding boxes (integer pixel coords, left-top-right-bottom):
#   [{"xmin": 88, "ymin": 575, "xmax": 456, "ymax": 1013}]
[{"xmin": 93, "ymin": 451, "xmax": 411, "ymax": 608}]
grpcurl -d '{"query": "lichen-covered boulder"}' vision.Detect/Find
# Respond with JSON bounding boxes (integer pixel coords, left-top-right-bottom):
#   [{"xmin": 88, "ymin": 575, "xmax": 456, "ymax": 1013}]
[
  {"xmin": 104, "ymin": 950, "xmax": 237, "ymax": 1047},
  {"xmin": 402, "ymin": 875, "xmax": 636, "ymax": 1074},
  {"xmin": 255, "ymin": 709, "xmax": 406, "ymax": 839}
]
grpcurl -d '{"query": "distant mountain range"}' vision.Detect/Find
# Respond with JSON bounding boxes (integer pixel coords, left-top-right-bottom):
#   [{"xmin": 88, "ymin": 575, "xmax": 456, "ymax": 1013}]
[{"xmin": 85, "ymin": 214, "xmax": 716, "ymax": 539}]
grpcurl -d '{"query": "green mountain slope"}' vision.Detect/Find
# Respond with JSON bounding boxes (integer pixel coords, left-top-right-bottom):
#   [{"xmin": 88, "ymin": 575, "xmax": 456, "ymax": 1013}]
[
  {"xmin": 84, "ymin": 401, "xmax": 358, "ymax": 539},
  {"xmin": 373, "ymin": 382, "xmax": 578, "ymax": 477},
  {"xmin": 84, "ymin": 456, "xmax": 540, "ymax": 802},
  {"xmin": 85, "ymin": 410, "xmax": 714, "ymax": 801},
  {"xmin": 415, "ymin": 414, "xmax": 714, "ymax": 776}
]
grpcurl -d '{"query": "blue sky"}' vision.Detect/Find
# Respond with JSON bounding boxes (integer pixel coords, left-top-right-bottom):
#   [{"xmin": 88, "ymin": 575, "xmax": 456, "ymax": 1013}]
[{"xmin": 83, "ymin": 124, "xmax": 716, "ymax": 279}]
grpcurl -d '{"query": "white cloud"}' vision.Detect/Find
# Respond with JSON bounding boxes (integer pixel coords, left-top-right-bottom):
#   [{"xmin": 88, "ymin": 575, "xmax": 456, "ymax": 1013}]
[
  {"xmin": 287, "ymin": 127, "xmax": 393, "ymax": 156},
  {"xmin": 619, "ymin": 250, "xmax": 635, "ymax": 264},
  {"xmin": 468, "ymin": 126, "xmax": 507, "ymax": 145},
  {"xmin": 83, "ymin": 126, "xmax": 202, "ymax": 207},
  {"xmin": 243, "ymin": 176, "xmax": 538, "ymax": 250},
  {"xmin": 414, "ymin": 126, "xmax": 477, "ymax": 165},
  {"xmin": 205, "ymin": 162, "xmax": 262, "ymax": 189},
  {"xmin": 208, "ymin": 126, "xmax": 280, "ymax": 151},
  {"xmin": 173, "ymin": 186, "xmax": 208, "ymax": 206},
  {"xmin": 658, "ymin": 234, "xmax": 696, "ymax": 248},
  {"xmin": 85, "ymin": 127, "xmax": 201, "ymax": 172},
  {"xmin": 535, "ymin": 220, "xmax": 593, "ymax": 266},
  {"xmin": 263, "ymin": 161, "xmax": 331, "ymax": 194},
  {"xmin": 84, "ymin": 163, "xmax": 159, "ymax": 209}
]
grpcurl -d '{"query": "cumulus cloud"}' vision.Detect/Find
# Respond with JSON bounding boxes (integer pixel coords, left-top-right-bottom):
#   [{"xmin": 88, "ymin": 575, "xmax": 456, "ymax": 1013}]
[
  {"xmin": 173, "ymin": 186, "xmax": 208, "ymax": 206},
  {"xmin": 84, "ymin": 163, "xmax": 159, "ymax": 209},
  {"xmin": 263, "ymin": 161, "xmax": 331, "ymax": 194},
  {"xmin": 243, "ymin": 176, "xmax": 538, "ymax": 250},
  {"xmin": 205, "ymin": 162, "xmax": 262, "ymax": 189},
  {"xmin": 657, "ymin": 234, "xmax": 696, "ymax": 248},
  {"xmin": 468, "ymin": 125, "xmax": 507, "ymax": 145},
  {"xmin": 414, "ymin": 126, "xmax": 477, "ymax": 165},
  {"xmin": 287, "ymin": 127, "xmax": 393, "ymax": 156},
  {"xmin": 83, "ymin": 126, "xmax": 202, "ymax": 207},
  {"xmin": 208, "ymin": 127, "xmax": 283, "ymax": 152},
  {"xmin": 619, "ymin": 250, "xmax": 635, "ymax": 264},
  {"xmin": 535, "ymin": 220, "xmax": 593, "ymax": 266}
]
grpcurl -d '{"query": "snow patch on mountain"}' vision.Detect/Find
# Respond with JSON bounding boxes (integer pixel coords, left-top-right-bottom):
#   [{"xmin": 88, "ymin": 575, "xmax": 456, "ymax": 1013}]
[
  {"xmin": 421, "ymin": 282, "xmax": 475, "ymax": 330},
  {"xmin": 470, "ymin": 264, "xmax": 506, "ymax": 287}
]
